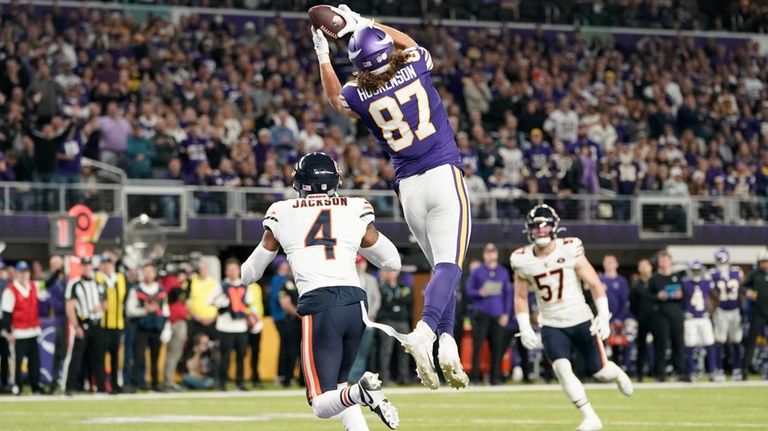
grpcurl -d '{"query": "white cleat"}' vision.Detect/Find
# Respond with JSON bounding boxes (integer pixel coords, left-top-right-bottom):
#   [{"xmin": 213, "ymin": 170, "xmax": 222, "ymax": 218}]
[
  {"xmin": 732, "ymin": 368, "xmax": 744, "ymax": 381},
  {"xmin": 576, "ymin": 415, "xmax": 603, "ymax": 431},
  {"xmin": 437, "ymin": 333, "xmax": 469, "ymax": 389},
  {"xmin": 402, "ymin": 321, "xmax": 439, "ymax": 390},
  {"xmin": 616, "ymin": 368, "xmax": 634, "ymax": 396},
  {"xmin": 358, "ymin": 372, "xmax": 399, "ymax": 429}
]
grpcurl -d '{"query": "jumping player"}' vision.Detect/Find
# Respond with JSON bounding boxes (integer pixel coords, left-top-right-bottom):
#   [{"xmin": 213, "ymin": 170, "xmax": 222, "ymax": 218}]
[
  {"xmin": 511, "ymin": 204, "xmax": 633, "ymax": 431},
  {"xmin": 242, "ymin": 153, "xmax": 401, "ymax": 430},
  {"xmin": 710, "ymin": 247, "xmax": 744, "ymax": 380},
  {"xmin": 313, "ymin": 4, "xmax": 470, "ymax": 390},
  {"xmin": 681, "ymin": 260, "xmax": 718, "ymax": 381}
]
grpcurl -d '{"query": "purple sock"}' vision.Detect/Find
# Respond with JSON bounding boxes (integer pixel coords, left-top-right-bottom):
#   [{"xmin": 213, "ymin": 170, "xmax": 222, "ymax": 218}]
[
  {"xmin": 437, "ymin": 287, "xmax": 457, "ymax": 336},
  {"xmin": 731, "ymin": 344, "xmax": 743, "ymax": 370},
  {"xmin": 706, "ymin": 345, "xmax": 718, "ymax": 374},
  {"xmin": 421, "ymin": 263, "xmax": 462, "ymax": 333},
  {"xmin": 686, "ymin": 347, "xmax": 696, "ymax": 375},
  {"xmin": 715, "ymin": 344, "xmax": 724, "ymax": 370}
]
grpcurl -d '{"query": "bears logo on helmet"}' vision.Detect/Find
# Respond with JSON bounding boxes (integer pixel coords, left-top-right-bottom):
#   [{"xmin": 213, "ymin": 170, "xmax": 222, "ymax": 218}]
[{"xmin": 524, "ymin": 204, "xmax": 564, "ymax": 247}]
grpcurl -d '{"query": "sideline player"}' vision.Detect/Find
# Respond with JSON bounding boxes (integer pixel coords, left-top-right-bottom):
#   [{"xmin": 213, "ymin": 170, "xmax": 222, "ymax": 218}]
[
  {"xmin": 710, "ymin": 247, "xmax": 744, "ymax": 380},
  {"xmin": 511, "ymin": 204, "xmax": 633, "ymax": 431},
  {"xmin": 314, "ymin": 4, "xmax": 470, "ymax": 390},
  {"xmin": 681, "ymin": 260, "xmax": 718, "ymax": 381},
  {"xmin": 242, "ymin": 153, "xmax": 400, "ymax": 430}
]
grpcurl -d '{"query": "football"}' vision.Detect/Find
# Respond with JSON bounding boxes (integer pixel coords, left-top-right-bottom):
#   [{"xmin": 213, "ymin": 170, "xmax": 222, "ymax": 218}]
[{"xmin": 308, "ymin": 5, "xmax": 346, "ymax": 39}]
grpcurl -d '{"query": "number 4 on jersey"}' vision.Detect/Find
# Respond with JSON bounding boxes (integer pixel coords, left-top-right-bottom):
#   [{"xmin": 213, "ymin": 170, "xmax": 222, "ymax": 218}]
[{"xmin": 305, "ymin": 209, "xmax": 337, "ymax": 259}]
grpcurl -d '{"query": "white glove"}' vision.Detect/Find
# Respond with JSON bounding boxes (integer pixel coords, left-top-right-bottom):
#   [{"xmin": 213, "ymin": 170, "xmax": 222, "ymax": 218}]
[
  {"xmin": 160, "ymin": 324, "xmax": 172, "ymax": 344},
  {"xmin": 516, "ymin": 313, "xmax": 539, "ymax": 350},
  {"xmin": 589, "ymin": 296, "xmax": 612, "ymax": 340},
  {"xmin": 214, "ymin": 294, "xmax": 230, "ymax": 309},
  {"xmin": 589, "ymin": 315, "xmax": 611, "ymax": 340},
  {"xmin": 332, "ymin": 4, "xmax": 373, "ymax": 37},
  {"xmin": 311, "ymin": 27, "xmax": 330, "ymax": 64},
  {"xmin": 519, "ymin": 326, "xmax": 539, "ymax": 350}
]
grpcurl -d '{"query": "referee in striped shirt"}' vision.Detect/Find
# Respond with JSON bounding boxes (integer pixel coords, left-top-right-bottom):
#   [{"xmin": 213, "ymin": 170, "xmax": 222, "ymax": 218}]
[{"xmin": 64, "ymin": 256, "xmax": 107, "ymax": 395}]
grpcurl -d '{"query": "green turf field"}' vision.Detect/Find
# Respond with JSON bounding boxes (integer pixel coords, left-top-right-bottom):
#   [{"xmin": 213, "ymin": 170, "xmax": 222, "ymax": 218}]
[{"xmin": 1, "ymin": 382, "xmax": 767, "ymax": 431}]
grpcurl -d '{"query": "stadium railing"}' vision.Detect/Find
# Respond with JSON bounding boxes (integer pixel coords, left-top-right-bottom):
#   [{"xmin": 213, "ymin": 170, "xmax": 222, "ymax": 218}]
[{"xmin": 2, "ymin": 181, "xmax": 765, "ymax": 228}]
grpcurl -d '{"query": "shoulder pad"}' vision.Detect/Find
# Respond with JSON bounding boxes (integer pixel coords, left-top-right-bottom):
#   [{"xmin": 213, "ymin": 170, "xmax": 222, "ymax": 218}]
[{"xmin": 562, "ymin": 237, "xmax": 585, "ymax": 259}]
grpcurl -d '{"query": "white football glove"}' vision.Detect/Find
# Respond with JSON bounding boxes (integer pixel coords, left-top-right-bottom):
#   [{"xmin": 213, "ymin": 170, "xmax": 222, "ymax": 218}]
[
  {"xmin": 519, "ymin": 326, "xmax": 539, "ymax": 350},
  {"xmin": 332, "ymin": 4, "xmax": 373, "ymax": 37},
  {"xmin": 590, "ymin": 296, "xmax": 612, "ymax": 340},
  {"xmin": 311, "ymin": 27, "xmax": 329, "ymax": 56},
  {"xmin": 516, "ymin": 313, "xmax": 539, "ymax": 350},
  {"xmin": 589, "ymin": 315, "xmax": 611, "ymax": 340}
]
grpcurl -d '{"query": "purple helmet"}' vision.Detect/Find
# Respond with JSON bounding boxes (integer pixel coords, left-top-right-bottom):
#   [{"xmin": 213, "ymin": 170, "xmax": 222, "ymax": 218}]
[
  {"xmin": 714, "ymin": 247, "xmax": 730, "ymax": 265},
  {"xmin": 348, "ymin": 26, "xmax": 393, "ymax": 75},
  {"xmin": 689, "ymin": 259, "xmax": 705, "ymax": 280},
  {"xmin": 688, "ymin": 259, "xmax": 704, "ymax": 271}
]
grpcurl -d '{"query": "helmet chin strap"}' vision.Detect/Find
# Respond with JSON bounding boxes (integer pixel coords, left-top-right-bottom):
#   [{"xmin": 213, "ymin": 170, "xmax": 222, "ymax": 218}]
[{"xmin": 534, "ymin": 237, "xmax": 552, "ymax": 247}]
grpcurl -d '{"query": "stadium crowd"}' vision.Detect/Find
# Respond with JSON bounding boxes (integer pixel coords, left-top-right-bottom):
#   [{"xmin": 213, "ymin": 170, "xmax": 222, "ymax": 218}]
[
  {"xmin": 0, "ymin": 4, "xmax": 767, "ymax": 222},
  {"xmin": 0, "ymin": 245, "xmax": 767, "ymax": 395},
  {"xmin": 34, "ymin": 0, "xmax": 768, "ymax": 33}
]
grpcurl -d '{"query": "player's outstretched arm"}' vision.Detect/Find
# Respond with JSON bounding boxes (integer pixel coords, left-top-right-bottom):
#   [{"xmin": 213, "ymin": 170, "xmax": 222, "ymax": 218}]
[
  {"xmin": 513, "ymin": 273, "xmax": 538, "ymax": 350},
  {"xmin": 373, "ymin": 22, "xmax": 417, "ymax": 50},
  {"xmin": 311, "ymin": 28, "xmax": 358, "ymax": 118},
  {"xmin": 575, "ymin": 256, "xmax": 611, "ymax": 339},
  {"xmin": 241, "ymin": 228, "xmax": 280, "ymax": 285},
  {"xmin": 359, "ymin": 223, "xmax": 401, "ymax": 271}
]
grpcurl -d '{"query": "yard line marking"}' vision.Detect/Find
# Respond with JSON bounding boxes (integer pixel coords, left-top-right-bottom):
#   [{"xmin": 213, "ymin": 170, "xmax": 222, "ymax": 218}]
[
  {"xmin": 426, "ymin": 403, "xmax": 645, "ymax": 410},
  {"xmin": 470, "ymin": 418, "xmax": 768, "ymax": 429},
  {"xmin": 0, "ymin": 380, "xmax": 766, "ymax": 403},
  {"xmin": 79, "ymin": 413, "xmax": 316, "ymax": 424}
]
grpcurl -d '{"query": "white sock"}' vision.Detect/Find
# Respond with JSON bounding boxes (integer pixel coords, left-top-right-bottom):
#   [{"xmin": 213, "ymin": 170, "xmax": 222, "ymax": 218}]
[
  {"xmin": 338, "ymin": 404, "xmax": 369, "ymax": 431},
  {"xmin": 552, "ymin": 359, "xmax": 597, "ymax": 418},
  {"xmin": 593, "ymin": 361, "xmax": 621, "ymax": 382},
  {"xmin": 311, "ymin": 383, "xmax": 362, "ymax": 419}
]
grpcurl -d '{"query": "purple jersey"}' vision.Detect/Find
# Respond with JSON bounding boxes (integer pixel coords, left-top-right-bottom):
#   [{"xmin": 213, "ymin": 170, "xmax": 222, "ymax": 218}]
[
  {"xmin": 682, "ymin": 278, "xmax": 712, "ymax": 318},
  {"xmin": 600, "ymin": 273, "xmax": 631, "ymax": 321},
  {"xmin": 567, "ymin": 138, "xmax": 603, "ymax": 162},
  {"xmin": 340, "ymin": 46, "xmax": 460, "ymax": 183},
  {"xmin": 210, "ymin": 171, "xmax": 241, "ymax": 187},
  {"xmin": 524, "ymin": 144, "xmax": 552, "ymax": 171},
  {"xmin": 711, "ymin": 268, "xmax": 742, "ymax": 311},
  {"xmin": 180, "ymin": 135, "xmax": 210, "ymax": 174},
  {"xmin": 57, "ymin": 134, "xmax": 83, "ymax": 175}
]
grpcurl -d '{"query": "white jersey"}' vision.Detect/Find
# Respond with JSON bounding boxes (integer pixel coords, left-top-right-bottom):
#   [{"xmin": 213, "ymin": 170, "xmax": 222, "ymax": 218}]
[
  {"xmin": 510, "ymin": 237, "xmax": 593, "ymax": 328},
  {"xmin": 544, "ymin": 109, "xmax": 579, "ymax": 143},
  {"xmin": 263, "ymin": 194, "xmax": 375, "ymax": 297}
]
